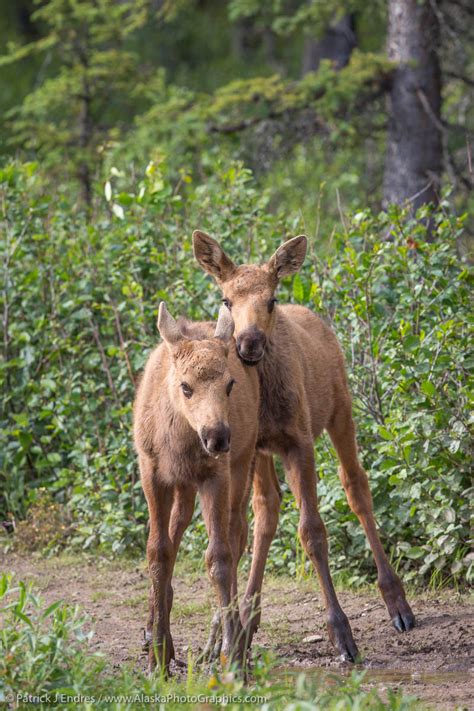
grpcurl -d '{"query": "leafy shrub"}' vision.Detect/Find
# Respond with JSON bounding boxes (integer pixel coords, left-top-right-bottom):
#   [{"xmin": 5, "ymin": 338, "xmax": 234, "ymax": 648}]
[
  {"xmin": 0, "ymin": 160, "xmax": 471, "ymax": 584},
  {"xmin": 0, "ymin": 574, "xmax": 104, "ymax": 701},
  {"xmin": 290, "ymin": 205, "xmax": 473, "ymax": 585}
]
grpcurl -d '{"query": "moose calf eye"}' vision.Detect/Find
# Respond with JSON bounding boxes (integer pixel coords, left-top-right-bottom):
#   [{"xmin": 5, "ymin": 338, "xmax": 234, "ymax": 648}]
[
  {"xmin": 226, "ymin": 379, "xmax": 235, "ymax": 396},
  {"xmin": 222, "ymin": 298, "xmax": 232, "ymax": 310},
  {"xmin": 180, "ymin": 382, "xmax": 193, "ymax": 398},
  {"xmin": 268, "ymin": 298, "xmax": 277, "ymax": 313}
]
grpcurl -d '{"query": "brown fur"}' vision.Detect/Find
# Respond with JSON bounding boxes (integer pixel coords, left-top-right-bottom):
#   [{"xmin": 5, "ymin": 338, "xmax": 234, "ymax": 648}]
[
  {"xmin": 133, "ymin": 304, "xmax": 259, "ymax": 671},
  {"xmin": 193, "ymin": 230, "xmax": 415, "ymax": 662}
]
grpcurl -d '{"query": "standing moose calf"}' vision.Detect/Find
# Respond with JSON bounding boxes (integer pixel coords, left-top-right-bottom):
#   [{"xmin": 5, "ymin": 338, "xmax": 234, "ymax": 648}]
[
  {"xmin": 193, "ymin": 230, "xmax": 415, "ymax": 662},
  {"xmin": 133, "ymin": 302, "xmax": 259, "ymax": 672}
]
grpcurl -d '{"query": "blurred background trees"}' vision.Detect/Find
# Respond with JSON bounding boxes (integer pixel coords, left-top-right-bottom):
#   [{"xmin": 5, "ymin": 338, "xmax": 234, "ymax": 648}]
[{"xmin": 0, "ymin": 0, "xmax": 472, "ymax": 238}]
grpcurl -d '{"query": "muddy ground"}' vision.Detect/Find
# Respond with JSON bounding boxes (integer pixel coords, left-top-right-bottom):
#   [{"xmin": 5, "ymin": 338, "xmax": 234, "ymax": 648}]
[{"xmin": 1, "ymin": 552, "xmax": 473, "ymax": 709}]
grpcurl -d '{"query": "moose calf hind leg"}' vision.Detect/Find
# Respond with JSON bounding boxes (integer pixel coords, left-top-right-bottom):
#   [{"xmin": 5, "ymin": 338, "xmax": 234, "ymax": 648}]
[
  {"xmin": 328, "ymin": 408, "xmax": 415, "ymax": 633},
  {"xmin": 241, "ymin": 455, "xmax": 281, "ymax": 645},
  {"xmin": 339, "ymin": 462, "xmax": 415, "ymax": 632}
]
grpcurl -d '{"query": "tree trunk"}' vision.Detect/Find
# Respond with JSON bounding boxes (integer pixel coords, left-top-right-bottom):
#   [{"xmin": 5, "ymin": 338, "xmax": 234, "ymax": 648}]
[
  {"xmin": 262, "ymin": 26, "xmax": 282, "ymax": 73},
  {"xmin": 78, "ymin": 91, "xmax": 92, "ymax": 208},
  {"xmin": 302, "ymin": 14, "xmax": 356, "ymax": 75},
  {"xmin": 231, "ymin": 20, "xmax": 247, "ymax": 62},
  {"xmin": 77, "ymin": 61, "xmax": 93, "ymax": 208},
  {"xmin": 383, "ymin": 0, "xmax": 442, "ymax": 211}
]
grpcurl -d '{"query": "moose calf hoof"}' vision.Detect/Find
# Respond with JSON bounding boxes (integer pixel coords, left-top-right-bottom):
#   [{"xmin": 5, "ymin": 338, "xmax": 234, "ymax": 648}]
[
  {"xmin": 327, "ymin": 614, "xmax": 359, "ymax": 663},
  {"xmin": 390, "ymin": 598, "xmax": 416, "ymax": 633},
  {"xmin": 147, "ymin": 634, "xmax": 175, "ymax": 675},
  {"xmin": 148, "ymin": 654, "xmax": 172, "ymax": 677},
  {"xmin": 378, "ymin": 575, "xmax": 415, "ymax": 632}
]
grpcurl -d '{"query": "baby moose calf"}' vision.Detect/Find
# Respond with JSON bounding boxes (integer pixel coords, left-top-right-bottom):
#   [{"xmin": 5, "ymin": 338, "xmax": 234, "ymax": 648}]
[{"xmin": 133, "ymin": 302, "xmax": 259, "ymax": 673}]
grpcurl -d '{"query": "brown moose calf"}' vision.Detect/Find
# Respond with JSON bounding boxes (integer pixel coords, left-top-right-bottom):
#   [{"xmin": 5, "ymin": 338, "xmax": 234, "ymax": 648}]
[
  {"xmin": 133, "ymin": 302, "xmax": 259, "ymax": 672},
  {"xmin": 193, "ymin": 230, "xmax": 415, "ymax": 663}
]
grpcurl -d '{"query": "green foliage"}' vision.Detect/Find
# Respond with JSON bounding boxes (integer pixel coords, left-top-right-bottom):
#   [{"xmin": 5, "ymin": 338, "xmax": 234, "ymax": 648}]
[
  {"xmin": 290, "ymin": 204, "xmax": 473, "ymax": 585},
  {"xmin": 0, "ymin": 574, "xmax": 419, "ymax": 709},
  {"xmin": 1, "ymin": 160, "xmax": 471, "ymax": 587},
  {"xmin": 229, "ymin": 0, "xmax": 385, "ymax": 40},
  {"xmin": 114, "ymin": 51, "xmax": 391, "ymax": 239},
  {"xmin": 205, "ymin": 52, "xmax": 393, "ymax": 129},
  {"xmin": 0, "ymin": 159, "xmax": 289, "ymax": 556},
  {"xmin": 0, "ymin": 573, "xmax": 104, "ymax": 700},
  {"xmin": 1, "ymin": 0, "xmax": 149, "ymax": 199},
  {"xmin": 0, "ymin": 0, "xmax": 472, "ymax": 229}
]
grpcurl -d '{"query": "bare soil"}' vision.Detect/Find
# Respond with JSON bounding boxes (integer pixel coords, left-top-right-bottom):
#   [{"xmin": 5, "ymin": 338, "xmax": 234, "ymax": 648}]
[{"xmin": 2, "ymin": 551, "xmax": 473, "ymax": 709}]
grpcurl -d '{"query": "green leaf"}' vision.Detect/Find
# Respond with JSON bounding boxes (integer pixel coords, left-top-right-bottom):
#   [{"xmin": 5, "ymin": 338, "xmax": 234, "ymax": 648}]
[
  {"xmin": 12, "ymin": 412, "xmax": 29, "ymax": 427},
  {"xmin": 421, "ymin": 380, "xmax": 436, "ymax": 397},
  {"xmin": 293, "ymin": 273, "xmax": 304, "ymax": 303},
  {"xmin": 41, "ymin": 600, "xmax": 63, "ymax": 618},
  {"xmin": 14, "ymin": 609, "xmax": 33, "ymax": 627},
  {"xmin": 405, "ymin": 546, "xmax": 425, "ymax": 559},
  {"xmin": 0, "ymin": 574, "xmax": 9, "ymax": 597}
]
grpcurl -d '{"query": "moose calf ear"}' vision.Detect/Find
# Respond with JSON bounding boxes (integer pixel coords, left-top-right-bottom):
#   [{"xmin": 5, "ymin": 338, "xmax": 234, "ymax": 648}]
[
  {"xmin": 157, "ymin": 302, "xmax": 183, "ymax": 345},
  {"xmin": 192, "ymin": 230, "xmax": 236, "ymax": 283},
  {"xmin": 214, "ymin": 304, "xmax": 235, "ymax": 343},
  {"xmin": 267, "ymin": 235, "xmax": 307, "ymax": 280}
]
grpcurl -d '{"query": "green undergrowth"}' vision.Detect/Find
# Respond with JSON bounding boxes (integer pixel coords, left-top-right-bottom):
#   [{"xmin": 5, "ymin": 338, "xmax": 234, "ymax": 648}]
[{"xmin": 1, "ymin": 160, "xmax": 472, "ymax": 587}]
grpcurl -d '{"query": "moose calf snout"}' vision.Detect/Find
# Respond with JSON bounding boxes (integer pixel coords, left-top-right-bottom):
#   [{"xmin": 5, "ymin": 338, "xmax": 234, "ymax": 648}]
[
  {"xmin": 200, "ymin": 423, "xmax": 231, "ymax": 454},
  {"xmin": 236, "ymin": 327, "xmax": 267, "ymax": 364}
]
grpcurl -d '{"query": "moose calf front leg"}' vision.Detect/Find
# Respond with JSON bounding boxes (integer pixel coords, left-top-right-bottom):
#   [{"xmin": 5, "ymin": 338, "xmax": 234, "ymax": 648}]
[
  {"xmin": 201, "ymin": 499, "xmax": 248, "ymax": 663},
  {"xmin": 284, "ymin": 443, "xmax": 359, "ymax": 662},
  {"xmin": 200, "ymin": 477, "xmax": 245, "ymax": 666},
  {"xmin": 145, "ymin": 485, "xmax": 196, "ymax": 655},
  {"xmin": 147, "ymin": 535, "xmax": 175, "ymax": 673},
  {"xmin": 141, "ymin": 462, "xmax": 175, "ymax": 673}
]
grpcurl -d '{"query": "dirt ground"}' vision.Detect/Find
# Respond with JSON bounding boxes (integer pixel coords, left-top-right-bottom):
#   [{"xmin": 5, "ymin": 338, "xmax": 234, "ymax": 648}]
[{"xmin": 1, "ymin": 551, "xmax": 473, "ymax": 710}]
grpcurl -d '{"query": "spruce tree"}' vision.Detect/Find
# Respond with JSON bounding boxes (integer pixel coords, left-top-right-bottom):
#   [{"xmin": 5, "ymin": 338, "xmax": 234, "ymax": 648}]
[{"xmin": 1, "ymin": 0, "xmax": 148, "ymax": 205}]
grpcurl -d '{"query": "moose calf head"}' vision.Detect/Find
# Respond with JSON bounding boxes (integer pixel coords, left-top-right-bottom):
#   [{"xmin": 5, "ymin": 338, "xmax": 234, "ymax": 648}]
[
  {"xmin": 192, "ymin": 231, "xmax": 307, "ymax": 365},
  {"xmin": 158, "ymin": 302, "xmax": 236, "ymax": 455}
]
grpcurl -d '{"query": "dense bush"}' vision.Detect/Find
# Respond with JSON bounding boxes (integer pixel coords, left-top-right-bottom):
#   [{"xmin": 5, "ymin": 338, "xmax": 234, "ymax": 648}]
[
  {"xmin": 1, "ymin": 161, "xmax": 471, "ymax": 584},
  {"xmin": 287, "ymin": 206, "xmax": 473, "ymax": 584}
]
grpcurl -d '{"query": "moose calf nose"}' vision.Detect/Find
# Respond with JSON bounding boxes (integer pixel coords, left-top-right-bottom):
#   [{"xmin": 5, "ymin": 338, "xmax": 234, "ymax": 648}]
[
  {"xmin": 201, "ymin": 423, "xmax": 231, "ymax": 454},
  {"xmin": 236, "ymin": 327, "xmax": 267, "ymax": 362}
]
